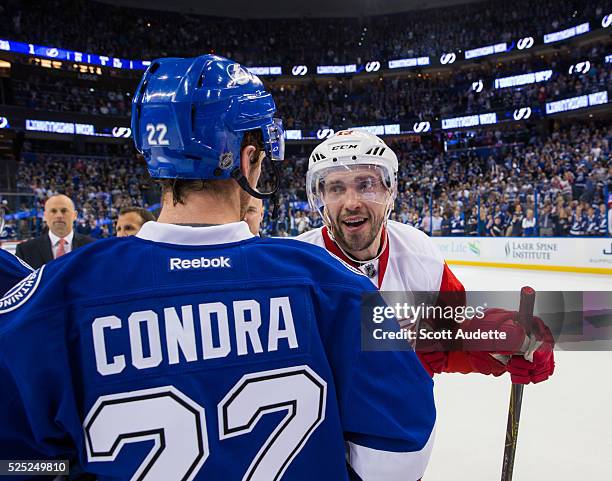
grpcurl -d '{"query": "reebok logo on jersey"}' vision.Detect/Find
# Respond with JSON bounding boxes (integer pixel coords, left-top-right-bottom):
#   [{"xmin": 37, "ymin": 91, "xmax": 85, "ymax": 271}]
[{"xmin": 169, "ymin": 256, "xmax": 232, "ymax": 271}]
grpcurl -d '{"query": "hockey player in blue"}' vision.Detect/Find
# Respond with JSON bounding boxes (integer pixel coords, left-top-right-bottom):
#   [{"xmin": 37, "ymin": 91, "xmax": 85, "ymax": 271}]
[
  {"xmin": 0, "ymin": 213, "xmax": 33, "ymax": 296},
  {"xmin": 0, "ymin": 55, "xmax": 435, "ymax": 481}
]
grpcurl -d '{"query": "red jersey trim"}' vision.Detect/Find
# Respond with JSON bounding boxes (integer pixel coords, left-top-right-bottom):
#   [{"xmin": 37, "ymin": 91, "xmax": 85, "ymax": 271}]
[{"xmin": 321, "ymin": 226, "xmax": 390, "ymax": 288}]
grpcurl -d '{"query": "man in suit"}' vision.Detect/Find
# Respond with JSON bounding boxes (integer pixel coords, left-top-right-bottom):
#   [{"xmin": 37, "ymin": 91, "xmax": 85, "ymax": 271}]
[{"xmin": 16, "ymin": 194, "xmax": 95, "ymax": 269}]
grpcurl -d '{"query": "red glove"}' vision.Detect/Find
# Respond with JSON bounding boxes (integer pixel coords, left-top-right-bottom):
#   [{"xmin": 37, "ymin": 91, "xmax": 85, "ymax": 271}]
[
  {"xmin": 461, "ymin": 308, "xmax": 555, "ymax": 384},
  {"xmin": 414, "ymin": 320, "xmax": 449, "ymax": 376},
  {"xmin": 507, "ymin": 312, "xmax": 555, "ymax": 384},
  {"xmin": 417, "ymin": 351, "xmax": 447, "ymax": 376}
]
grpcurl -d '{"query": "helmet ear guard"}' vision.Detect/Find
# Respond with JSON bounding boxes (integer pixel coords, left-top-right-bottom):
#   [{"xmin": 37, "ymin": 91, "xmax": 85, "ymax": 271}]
[{"xmin": 132, "ymin": 55, "xmax": 284, "ymax": 199}]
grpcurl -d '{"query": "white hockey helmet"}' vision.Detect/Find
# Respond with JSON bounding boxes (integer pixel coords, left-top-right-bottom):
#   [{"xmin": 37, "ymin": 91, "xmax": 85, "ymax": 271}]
[{"xmin": 306, "ymin": 129, "xmax": 398, "ymax": 218}]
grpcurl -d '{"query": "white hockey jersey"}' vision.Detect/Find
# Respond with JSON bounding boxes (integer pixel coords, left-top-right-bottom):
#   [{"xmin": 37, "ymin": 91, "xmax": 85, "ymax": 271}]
[
  {"xmin": 296, "ymin": 220, "xmax": 463, "ymax": 293},
  {"xmin": 297, "ymin": 221, "xmax": 481, "ymax": 376}
]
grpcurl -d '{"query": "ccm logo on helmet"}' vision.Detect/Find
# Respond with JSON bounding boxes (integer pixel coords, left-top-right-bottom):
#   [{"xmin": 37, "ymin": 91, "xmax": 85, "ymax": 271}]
[
  {"xmin": 331, "ymin": 144, "xmax": 358, "ymax": 150},
  {"xmin": 169, "ymin": 256, "xmax": 232, "ymax": 271}
]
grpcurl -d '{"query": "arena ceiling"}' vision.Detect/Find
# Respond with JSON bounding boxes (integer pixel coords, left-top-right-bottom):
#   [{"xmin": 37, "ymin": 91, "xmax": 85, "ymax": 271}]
[{"xmin": 100, "ymin": 0, "xmax": 482, "ymax": 18}]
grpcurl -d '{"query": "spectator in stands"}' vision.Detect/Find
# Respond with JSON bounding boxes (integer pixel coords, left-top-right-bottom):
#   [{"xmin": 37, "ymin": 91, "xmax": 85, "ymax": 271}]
[
  {"xmin": 585, "ymin": 206, "xmax": 599, "ymax": 236},
  {"xmin": 15, "ymin": 194, "xmax": 95, "ymax": 269},
  {"xmin": 296, "ymin": 210, "xmax": 311, "ymax": 235},
  {"xmin": 439, "ymin": 212, "xmax": 451, "ymax": 236},
  {"xmin": 490, "ymin": 216, "xmax": 504, "ymax": 237},
  {"xmin": 552, "ymin": 205, "xmax": 568, "ymax": 236},
  {"xmin": 598, "ymin": 203, "xmax": 608, "ymax": 236},
  {"xmin": 539, "ymin": 204, "xmax": 554, "ymax": 237},
  {"xmin": 420, "ymin": 208, "xmax": 431, "ymax": 235},
  {"xmin": 522, "ymin": 209, "xmax": 536, "ymax": 237},
  {"xmin": 507, "ymin": 206, "xmax": 524, "ymax": 236},
  {"xmin": 477, "ymin": 207, "xmax": 487, "ymax": 236},
  {"xmin": 450, "ymin": 209, "xmax": 464, "ymax": 236},
  {"xmin": 466, "ymin": 207, "xmax": 478, "ymax": 236},
  {"xmin": 569, "ymin": 205, "xmax": 586, "ymax": 236},
  {"xmin": 431, "ymin": 208, "xmax": 443, "ymax": 236},
  {"xmin": 115, "ymin": 207, "xmax": 156, "ymax": 237}
]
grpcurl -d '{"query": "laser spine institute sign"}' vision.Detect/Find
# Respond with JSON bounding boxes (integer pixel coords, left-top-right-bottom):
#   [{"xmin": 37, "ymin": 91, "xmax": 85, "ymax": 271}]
[{"xmin": 431, "ymin": 237, "xmax": 612, "ymax": 271}]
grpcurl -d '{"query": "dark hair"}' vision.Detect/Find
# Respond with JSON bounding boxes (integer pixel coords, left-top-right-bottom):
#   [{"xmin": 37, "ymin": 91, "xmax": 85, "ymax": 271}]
[
  {"xmin": 119, "ymin": 207, "xmax": 156, "ymax": 224},
  {"xmin": 159, "ymin": 129, "xmax": 265, "ymax": 205}
]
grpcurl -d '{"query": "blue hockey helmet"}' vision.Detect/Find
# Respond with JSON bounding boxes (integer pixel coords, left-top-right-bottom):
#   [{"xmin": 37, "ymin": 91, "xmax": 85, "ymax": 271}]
[{"xmin": 132, "ymin": 55, "xmax": 284, "ymax": 197}]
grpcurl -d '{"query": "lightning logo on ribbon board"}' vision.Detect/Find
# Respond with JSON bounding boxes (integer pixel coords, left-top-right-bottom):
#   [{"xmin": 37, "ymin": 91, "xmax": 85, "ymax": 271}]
[{"xmin": 292, "ymin": 65, "xmax": 308, "ymax": 76}]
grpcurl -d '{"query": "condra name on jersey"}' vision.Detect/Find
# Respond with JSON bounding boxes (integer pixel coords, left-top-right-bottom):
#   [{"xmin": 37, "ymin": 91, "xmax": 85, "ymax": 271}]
[{"xmin": 92, "ymin": 296, "xmax": 299, "ymax": 376}]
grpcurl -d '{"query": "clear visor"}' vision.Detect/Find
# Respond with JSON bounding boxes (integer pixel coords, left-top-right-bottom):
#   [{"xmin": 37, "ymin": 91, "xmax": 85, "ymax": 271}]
[
  {"xmin": 307, "ymin": 164, "xmax": 394, "ymax": 213},
  {"xmin": 263, "ymin": 118, "xmax": 285, "ymax": 161},
  {"xmin": 0, "ymin": 207, "xmax": 5, "ymax": 235}
]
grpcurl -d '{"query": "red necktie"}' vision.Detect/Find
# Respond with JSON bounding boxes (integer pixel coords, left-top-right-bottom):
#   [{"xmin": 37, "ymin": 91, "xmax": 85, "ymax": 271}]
[{"xmin": 56, "ymin": 238, "xmax": 66, "ymax": 258}]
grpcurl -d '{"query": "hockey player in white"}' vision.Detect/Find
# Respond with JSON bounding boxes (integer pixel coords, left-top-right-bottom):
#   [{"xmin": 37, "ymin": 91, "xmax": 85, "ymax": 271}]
[{"xmin": 297, "ymin": 130, "xmax": 555, "ymax": 383}]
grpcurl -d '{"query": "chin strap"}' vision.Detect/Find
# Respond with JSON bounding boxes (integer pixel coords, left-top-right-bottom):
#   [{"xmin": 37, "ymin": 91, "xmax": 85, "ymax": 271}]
[
  {"xmin": 231, "ymin": 157, "xmax": 282, "ymax": 223},
  {"xmin": 230, "ymin": 156, "xmax": 281, "ymax": 200}
]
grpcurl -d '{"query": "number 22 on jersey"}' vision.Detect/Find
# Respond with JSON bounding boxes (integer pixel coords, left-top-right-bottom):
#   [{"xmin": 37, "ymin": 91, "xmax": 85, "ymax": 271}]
[{"xmin": 84, "ymin": 365, "xmax": 327, "ymax": 481}]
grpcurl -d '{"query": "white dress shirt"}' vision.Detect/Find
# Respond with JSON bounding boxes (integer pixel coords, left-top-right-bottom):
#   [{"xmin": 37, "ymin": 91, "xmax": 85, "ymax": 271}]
[{"xmin": 48, "ymin": 230, "xmax": 74, "ymax": 258}]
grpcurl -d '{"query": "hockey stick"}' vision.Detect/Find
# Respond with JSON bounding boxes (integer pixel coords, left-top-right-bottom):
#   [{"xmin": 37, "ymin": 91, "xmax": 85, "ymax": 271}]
[{"xmin": 500, "ymin": 286, "xmax": 535, "ymax": 481}]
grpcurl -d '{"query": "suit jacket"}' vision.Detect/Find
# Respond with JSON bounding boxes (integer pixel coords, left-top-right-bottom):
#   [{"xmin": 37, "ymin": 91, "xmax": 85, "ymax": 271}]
[{"xmin": 15, "ymin": 233, "xmax": 96, "ymax": 269}]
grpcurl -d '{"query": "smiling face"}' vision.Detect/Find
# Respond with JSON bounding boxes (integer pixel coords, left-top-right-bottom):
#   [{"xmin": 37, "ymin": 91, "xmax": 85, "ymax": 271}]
[{"xmin": 321, "ymin": 166, "xmax": 391, "ymax": 260}]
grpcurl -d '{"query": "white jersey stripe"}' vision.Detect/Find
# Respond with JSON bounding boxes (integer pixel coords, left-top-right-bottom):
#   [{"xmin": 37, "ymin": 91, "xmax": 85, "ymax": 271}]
[{"xmin": 348, "ymin": 425, "xmax": 435, "ymax": 480}]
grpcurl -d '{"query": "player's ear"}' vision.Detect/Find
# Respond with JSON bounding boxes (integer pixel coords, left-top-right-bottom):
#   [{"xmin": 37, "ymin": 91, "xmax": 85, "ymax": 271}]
[
  {"xmin": 241, "ymin": 145, "xmax": 263, "ymax": 190},
  {"xmin": 240, "ymin": 145, "xmax": 257, "ymax": 177}
]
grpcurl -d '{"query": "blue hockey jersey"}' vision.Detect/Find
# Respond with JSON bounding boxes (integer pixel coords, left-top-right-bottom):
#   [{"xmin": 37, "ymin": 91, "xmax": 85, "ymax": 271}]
[
  {"xmin": 0, "ymin": 249, "xmax": 32, "ymax": 297},
  {"xmin": 0, "ymin": 221, "xmax": 435, "ymax": 481}
]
